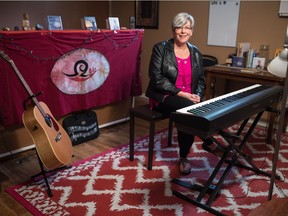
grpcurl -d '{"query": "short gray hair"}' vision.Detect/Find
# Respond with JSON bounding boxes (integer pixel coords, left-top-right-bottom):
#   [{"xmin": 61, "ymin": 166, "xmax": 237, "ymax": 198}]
[{"xmin": 172, "ymin": 12, "xmax": 194, "ymax": 30}]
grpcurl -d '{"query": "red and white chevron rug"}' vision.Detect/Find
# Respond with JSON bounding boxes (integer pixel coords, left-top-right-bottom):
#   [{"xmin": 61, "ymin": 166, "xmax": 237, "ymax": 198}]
[{"xmin": 5, "ymin": 125, "xmax": 288, "ymax": 215}]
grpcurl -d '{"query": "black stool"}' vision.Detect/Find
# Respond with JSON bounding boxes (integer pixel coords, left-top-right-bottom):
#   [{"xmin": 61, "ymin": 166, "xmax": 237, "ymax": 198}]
[{"xmin": 129, "ymin": 104, "xmax": 173, "ymax": 170}]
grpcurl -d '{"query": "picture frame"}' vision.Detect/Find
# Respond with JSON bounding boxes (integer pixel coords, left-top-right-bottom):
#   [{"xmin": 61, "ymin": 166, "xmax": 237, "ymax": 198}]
[
  {"xmin": 108, "ymin": 17, "xmax": 120, "ymax": 30},
  {"xmin": 252, "ymin": 57, "xmax": 266, "ymax": 70},
  {"xmin": 47, "ymin": 16, "xmax": 63, "ymax": 30},
  {"xmin": 82, "ymin": 16, "xmax": 97, "ymax": 30},
  {"xmin": 135, "ymin": 0, "xmax": 159, "ymax": 29}
]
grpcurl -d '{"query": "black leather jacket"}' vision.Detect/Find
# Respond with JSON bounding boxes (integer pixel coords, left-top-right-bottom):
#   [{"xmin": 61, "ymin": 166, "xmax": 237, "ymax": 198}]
[{"xmin": 145, "ymin": 38, "xmax": 206, "ymax": 103}]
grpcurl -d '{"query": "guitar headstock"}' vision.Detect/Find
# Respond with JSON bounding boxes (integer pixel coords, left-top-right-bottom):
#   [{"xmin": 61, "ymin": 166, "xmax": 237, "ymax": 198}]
[{"xmin": 0, "ymin": 50, "xmax": 12, "ymax": 63}]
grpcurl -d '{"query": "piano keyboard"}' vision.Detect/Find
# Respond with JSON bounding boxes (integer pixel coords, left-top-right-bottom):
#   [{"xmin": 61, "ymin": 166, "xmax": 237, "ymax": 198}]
[
  {"xmin": 171, "ymin": 84, "xmax": 283, "ymax": 138},
  {"xmin": 177, "ymin": 84, "xmax": 261, "ymax": 115}
]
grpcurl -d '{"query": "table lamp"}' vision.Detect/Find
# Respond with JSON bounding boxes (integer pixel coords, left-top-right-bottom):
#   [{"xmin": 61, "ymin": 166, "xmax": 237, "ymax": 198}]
[{"xmin": 267, "ymin": 24, "xmax": 288, "ymax": 200}]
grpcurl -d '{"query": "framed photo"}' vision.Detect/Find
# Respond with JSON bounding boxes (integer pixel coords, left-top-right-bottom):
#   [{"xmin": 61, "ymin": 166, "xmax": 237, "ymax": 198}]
[
  {"xmin": 82, "ymin": 16, "xmax": 97, "ymax": 30},
  {"xmin": 47, "ymin": 16, "xmax": 63, "ymax": 30},
  {"xmin": 135, "ymin": 0, "xmax": 159, "ymax": 29},
  {"xmin": 252, "ymin": 57, "xmax": 265, "ymax": 70},
  {"xmin": 108, "ymin": 17, "xmax": 120, "ymax": 30}
]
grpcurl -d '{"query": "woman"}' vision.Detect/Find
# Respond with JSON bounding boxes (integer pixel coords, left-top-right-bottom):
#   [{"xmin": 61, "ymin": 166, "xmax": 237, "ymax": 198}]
[{"xmin": 146, "ymin": 12, "xmax": 206, "ymax": 174}]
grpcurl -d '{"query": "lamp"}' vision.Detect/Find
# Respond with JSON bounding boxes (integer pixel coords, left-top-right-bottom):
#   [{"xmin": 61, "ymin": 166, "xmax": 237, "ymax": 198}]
[{"xmin": 267, "ymin": 24, "xmax": 288, "ymax": 200}]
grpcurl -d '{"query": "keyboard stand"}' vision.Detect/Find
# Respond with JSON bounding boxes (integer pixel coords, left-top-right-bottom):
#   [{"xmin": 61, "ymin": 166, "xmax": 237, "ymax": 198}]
[{"xmin": 171, "ymin": 111, "xmax": 279, "ymax": 216}]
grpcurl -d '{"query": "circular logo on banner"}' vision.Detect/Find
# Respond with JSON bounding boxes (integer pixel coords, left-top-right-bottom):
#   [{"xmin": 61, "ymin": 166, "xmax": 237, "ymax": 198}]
[{"xmin": 51, "ymin": 48, "xmax": 110, "ymax": 94}]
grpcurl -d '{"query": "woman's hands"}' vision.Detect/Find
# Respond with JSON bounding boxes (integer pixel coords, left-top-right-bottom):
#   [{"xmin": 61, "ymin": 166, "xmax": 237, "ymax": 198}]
[{"xmin": 177, "ymin": 91, "xmax": 200, "ymax": 103}]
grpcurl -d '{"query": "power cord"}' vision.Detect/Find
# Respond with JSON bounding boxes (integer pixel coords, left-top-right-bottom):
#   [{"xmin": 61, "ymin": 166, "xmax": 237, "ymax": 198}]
[{"xmin": 220, "ymin": 121, "xmax": 287, "ymax": 199}]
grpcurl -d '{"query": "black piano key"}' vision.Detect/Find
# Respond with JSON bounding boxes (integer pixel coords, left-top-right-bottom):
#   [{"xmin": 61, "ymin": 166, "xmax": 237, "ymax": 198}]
[
  {"xmin": 215, "ymin": 100, "xmax": 229, "ymax": 105},
  {"xmin": 188, "ymin": 109, "xmax": 204, "ymax": 115},
  {"xmin": 199, "ymin": 106, "xmax": 212, "ymax": 111},
  {"xmin": 212, "ymin": 101, "xmax": 225, "ymax": 107},
  {"xmin": 205, "ymin": 103, "xmax": 219, "ymax": 109}
]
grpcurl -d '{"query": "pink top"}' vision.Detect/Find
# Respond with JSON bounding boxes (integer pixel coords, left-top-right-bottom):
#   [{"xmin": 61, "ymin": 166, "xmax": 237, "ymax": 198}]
[
  {"xmin": 149, "ymin": 55, "xmax": 193, "ymax": 109},
  {"xmin": 175, "ymin": 56, "xmax": 192, "ymax": 93}
]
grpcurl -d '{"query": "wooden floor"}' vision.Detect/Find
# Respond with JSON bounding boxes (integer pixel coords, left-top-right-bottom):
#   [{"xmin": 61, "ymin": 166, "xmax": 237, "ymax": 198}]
[{"xmin": 0, "ymin": 118, "xmax": 170, "ymax": 216}]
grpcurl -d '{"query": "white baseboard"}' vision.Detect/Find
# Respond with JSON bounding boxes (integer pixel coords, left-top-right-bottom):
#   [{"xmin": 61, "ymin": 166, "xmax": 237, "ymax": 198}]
[
  {"xmin": 0, "ymin": 117, "xmax": 129, "ymax": 159},
  {"xmin": 0, "ymin": 144, "xmax": 36, "ymax": 159},
  {"xmin": 98, "ymin": 117, "xmax": 129, "ymax": 128}
]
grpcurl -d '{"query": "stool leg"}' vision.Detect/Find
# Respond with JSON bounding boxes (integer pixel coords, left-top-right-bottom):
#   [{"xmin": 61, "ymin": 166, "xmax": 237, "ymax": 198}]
[
  {"xmin": 147, "ymin": 121, "xmax": 155, "ymax": 170},
  {"xmin": 167, "ymin": 118, "xmax": 173, "ymax": 147},
  {"xmin": 283, "ymin": 110, "xmax": 288, "ymax": 132},
  {"xmin": 129, "ymin": 113, "xmax": 135, "ymax": 161}
]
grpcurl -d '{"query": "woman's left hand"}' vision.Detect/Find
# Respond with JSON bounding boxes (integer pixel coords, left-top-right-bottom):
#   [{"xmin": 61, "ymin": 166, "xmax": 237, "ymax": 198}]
[
  {"xmin": 190, "ymin": 94, "xmax": 200, "ymax": 103},
  {"xmin": 177, "ymin": 91, "xmax": 200, "ymax": 103}
]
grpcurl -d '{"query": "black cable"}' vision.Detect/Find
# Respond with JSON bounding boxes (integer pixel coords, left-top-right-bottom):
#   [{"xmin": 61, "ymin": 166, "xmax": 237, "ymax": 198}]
[{"xmin": 220, "ymin": 121, "xmax": 287, "ymax": 199}]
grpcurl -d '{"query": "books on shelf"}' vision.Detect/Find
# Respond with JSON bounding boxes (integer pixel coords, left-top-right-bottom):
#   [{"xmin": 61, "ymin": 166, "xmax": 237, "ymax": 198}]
[
  {"xmin": 81, "ymin": 16, "xmax": 97, "ymax": 30},
  {"xmin": 108, "ymin": 17, "xmax": 120, "ymax": 30},
  {"xmin": 233, "ymin": 42, "xmax": 269, "ymax": 70},
  {"xmin": 244, "ymin": 49, "xmax": 256, "ymax": 68},
  {"xmin": 47, "ymin": 16, "xmax": 63, "ymax": 30}
]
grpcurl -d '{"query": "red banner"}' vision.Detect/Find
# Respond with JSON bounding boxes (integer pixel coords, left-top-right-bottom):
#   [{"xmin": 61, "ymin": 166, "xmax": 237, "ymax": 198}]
[{"xmin": 0, "ymin": 30, "xmax": 143, "ymax": 127}]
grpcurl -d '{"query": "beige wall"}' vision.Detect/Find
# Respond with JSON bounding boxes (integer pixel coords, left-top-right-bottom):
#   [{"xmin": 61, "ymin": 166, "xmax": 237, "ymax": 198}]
[
  {"xmin": 140, "ymin": 1, "xmax": 287, "ymax": 91},
  {"xmin": 0, "ymin": 1, "xmax": 286, "ymax": 154}
]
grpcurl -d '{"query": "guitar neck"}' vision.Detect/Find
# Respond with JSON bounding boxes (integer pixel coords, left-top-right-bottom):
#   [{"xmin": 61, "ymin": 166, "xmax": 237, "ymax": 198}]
[{"xmin": 1, "ymin": 51, "xmax": 47, "ymax": 118}]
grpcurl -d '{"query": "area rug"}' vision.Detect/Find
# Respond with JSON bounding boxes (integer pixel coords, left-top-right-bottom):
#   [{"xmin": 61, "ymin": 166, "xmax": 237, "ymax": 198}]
[{"xmin": 5, "ymin": 125, "xmax": 288, "ymax": 216}]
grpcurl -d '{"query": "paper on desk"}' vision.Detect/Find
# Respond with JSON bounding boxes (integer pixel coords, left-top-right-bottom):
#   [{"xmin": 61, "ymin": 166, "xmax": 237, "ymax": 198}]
[
  {"xmin": 240, "ymin": 68, "xmax": 261, "ymax": 73},
  {"xmin": 214, "ymin": 65, "xmax": 261, "ymax": 73}
]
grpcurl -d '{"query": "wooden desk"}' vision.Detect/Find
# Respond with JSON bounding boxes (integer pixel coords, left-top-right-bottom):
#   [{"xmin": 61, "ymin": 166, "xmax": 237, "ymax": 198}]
[
  {"xmin": 205, "ymin": 65, "xmax": 284, "ymax": 100},
  {"xmin": 204, "ymin": 65, "xmax": 285, "ymax": 143}
]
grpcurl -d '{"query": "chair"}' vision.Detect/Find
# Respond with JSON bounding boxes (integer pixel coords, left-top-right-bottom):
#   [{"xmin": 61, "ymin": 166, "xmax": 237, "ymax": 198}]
[
  {"xmin": 129, "ymin": 104, "xmax": 173, "ymax": 170},
  {"xmin": 203, "ymin": 55, "xmax": 218, "ymax": 67}
]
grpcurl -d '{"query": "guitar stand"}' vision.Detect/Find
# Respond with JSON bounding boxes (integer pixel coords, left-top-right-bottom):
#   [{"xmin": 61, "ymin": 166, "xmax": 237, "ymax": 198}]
[
  {"xmin": 23, "ymin": 92, "xmax": 42, "ymax": 110},
  {"xmin": 32, "ymin": 150, "xmax": 71, "ymax": 197},
  {"xmin": 171, "ymin": 111, "xmax": 280, "ymax": 216}
]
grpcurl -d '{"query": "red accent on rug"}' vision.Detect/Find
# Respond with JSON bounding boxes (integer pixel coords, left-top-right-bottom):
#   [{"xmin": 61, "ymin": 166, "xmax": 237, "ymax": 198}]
[{"xmin": 5, "ymin": 125, "xmax": 288, "ymax": 215}]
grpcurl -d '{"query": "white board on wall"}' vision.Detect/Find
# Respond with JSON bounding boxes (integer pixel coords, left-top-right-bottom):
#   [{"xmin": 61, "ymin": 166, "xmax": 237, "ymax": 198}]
[
  {"xmin": 279, "ymin": 0, "xmax": 288, "ymax": 17},
  {"xmin": 207, "ymin": 0, "xmax": 240, "ymax": 47}
]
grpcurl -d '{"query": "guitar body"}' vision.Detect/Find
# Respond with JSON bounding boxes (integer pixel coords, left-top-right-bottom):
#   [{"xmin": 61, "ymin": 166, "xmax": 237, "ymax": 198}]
[{"xmin": 23, "ymin": 102, "xmax": 73, "ymax": 170}]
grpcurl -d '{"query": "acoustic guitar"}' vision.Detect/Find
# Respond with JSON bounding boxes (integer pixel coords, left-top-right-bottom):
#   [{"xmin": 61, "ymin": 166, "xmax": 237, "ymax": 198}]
[{"xmin": 0, "ymin": 50, "xmax": 73, "ymax": 170}]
